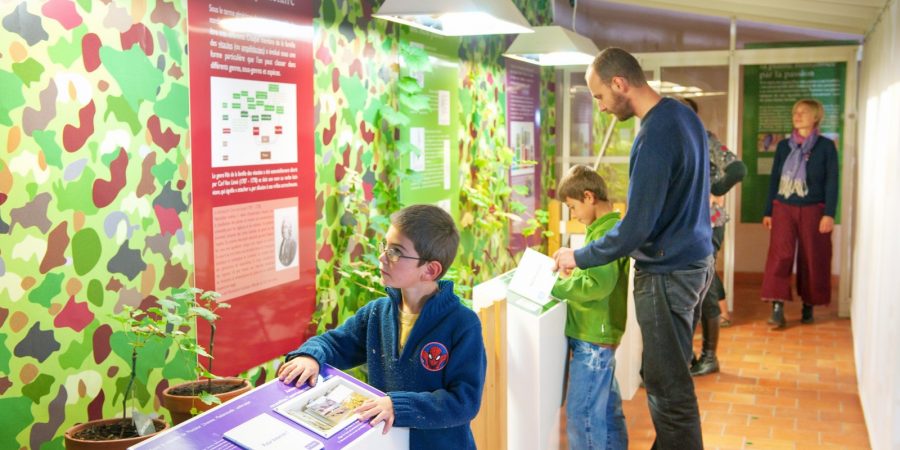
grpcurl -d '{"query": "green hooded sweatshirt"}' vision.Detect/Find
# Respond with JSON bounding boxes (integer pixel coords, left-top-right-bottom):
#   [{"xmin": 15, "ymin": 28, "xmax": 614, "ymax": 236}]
[{"xmin": 551, "ymin": 211, "xmax": 629, "ymax": 345}]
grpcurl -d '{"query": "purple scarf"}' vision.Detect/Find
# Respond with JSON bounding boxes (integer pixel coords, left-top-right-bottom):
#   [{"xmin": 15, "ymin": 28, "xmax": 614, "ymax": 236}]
[{"xmin": 778, "ymin": 128, "xmax": 819, "ymax": 198}]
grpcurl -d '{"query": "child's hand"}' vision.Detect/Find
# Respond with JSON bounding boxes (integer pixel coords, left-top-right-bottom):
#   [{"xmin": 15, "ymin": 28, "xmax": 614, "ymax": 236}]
[
  {"xmin": 276, "ymin": 356, "xmax": 319, "ymax": 387},
  {"xmin": 354, "ymin": 396, "xmax": 395, "ymax": 434}
]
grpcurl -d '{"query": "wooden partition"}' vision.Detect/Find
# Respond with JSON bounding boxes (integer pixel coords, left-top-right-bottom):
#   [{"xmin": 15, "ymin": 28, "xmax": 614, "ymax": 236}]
[{"xmin": 471, "ymin": 299, "xmax": 507, "ymax": 450}]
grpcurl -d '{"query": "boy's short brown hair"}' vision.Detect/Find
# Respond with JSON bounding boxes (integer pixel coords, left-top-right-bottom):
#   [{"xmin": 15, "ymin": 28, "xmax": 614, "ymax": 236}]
[
  {"xmin": 557, "ymin": 165, "xmax": 609, "ymax": 203},
  {"xmin": 390, "ymin": 204, "xmax": 459, "ymax": 279}
]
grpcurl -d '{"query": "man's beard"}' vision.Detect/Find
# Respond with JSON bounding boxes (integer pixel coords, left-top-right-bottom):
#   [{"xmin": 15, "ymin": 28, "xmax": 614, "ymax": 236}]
[{"xmin": 609, "ymin": 90, "xmax": 634, "ymax": 121}]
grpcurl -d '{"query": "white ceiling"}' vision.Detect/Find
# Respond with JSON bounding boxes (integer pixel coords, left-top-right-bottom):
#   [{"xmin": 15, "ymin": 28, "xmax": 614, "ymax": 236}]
[{"xmin": 595, "ymin": 0, "xmax": 887, "ymax": 36}]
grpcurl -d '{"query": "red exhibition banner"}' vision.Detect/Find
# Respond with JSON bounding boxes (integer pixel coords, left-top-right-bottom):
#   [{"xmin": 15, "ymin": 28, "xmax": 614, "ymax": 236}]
[{"xmin": 188, "ymin": 0, "xmax": 315, "ymax": 375}]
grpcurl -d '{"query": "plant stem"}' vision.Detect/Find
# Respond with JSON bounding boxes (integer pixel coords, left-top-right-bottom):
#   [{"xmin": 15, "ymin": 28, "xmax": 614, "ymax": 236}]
[
  {"xmin": 123, "ymin": 347, "xmax": 137, "ymax": 434},
  {"xmin": 207, "ymin": 324, "xmax": 215, "ymax": 391}
]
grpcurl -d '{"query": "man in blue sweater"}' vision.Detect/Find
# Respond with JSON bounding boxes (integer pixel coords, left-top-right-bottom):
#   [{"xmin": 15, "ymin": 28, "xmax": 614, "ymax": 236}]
[
  {"xmin": 278, "ymin": 204, "xmax": 486, "ymax": 450},
  {"xmin": 553, "ymin": 47, "xmax": 714, "ymax": 450}
]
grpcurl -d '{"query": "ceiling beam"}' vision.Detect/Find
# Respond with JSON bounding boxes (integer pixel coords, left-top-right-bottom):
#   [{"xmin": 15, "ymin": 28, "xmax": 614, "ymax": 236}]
[
  {"xmin": 711, "ymin": 0, "xmax": 879, "ymax": 22},
  {"xmin": 598, "ymin": 0, "xmax": 869, "ymax": 35}
]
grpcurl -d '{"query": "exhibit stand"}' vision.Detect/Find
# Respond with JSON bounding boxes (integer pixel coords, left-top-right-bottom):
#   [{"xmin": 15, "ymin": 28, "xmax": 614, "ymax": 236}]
[
  {"xmin": 473, "ymin": 270, "xmax": 567, "ymax": 450},
  {"xmin": 130, "ymin": 365, "xmax": 409, "ymax": 450}
]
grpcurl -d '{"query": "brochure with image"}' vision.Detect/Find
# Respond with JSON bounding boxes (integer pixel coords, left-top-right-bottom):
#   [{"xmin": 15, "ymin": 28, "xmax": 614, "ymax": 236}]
[
  {"xmin": 508, "ymin": 248, "xmax": 559, "ymax": 306},
  {"xmin": 223, "ymin": 413, "xmax": 323, "ymax": 450},
  {"xmin": 274, "ymin": 376, "xmax": 376, "ymax": 439}
]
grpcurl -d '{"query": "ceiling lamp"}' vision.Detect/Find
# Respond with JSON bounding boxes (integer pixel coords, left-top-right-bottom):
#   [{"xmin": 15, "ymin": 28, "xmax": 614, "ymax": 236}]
[
  {"xmin": 503, "ymin": 25, "xmax": 599, "ymax": 66},
  {"xmin": 372, "ymin": 0, "xmax": 534, "ymax": 36}
]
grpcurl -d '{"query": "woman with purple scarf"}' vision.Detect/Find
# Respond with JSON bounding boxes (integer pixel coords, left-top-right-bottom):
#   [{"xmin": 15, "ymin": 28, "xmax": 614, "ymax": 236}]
[{"xmin": 761, "ymin": 99, "xmax": 839, "ymax": 328}]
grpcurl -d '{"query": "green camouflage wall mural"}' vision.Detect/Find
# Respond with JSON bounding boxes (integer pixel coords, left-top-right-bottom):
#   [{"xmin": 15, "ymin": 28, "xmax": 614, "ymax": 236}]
[
  {"xmin": 0, "ymin": 0, "xmax": 193, "ymax": 448},
  {"xmin": 0, "ymin": 0, "xmax": 558, "ymax": 445}
]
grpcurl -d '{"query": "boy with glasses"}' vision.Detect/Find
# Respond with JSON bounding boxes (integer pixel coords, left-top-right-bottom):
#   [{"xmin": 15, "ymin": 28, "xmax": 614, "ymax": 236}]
[{"xmin": 278, "ymin": 204, "xmax": 487, "ymax": 450}]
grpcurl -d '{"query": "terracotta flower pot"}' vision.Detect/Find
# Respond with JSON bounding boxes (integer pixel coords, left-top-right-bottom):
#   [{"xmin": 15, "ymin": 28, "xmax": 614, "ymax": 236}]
[
  {"xmin": 64, "ymin": 417, "xmax": 169, "ymax": 450},
  {"xmin": 160, "ymin": 377, "xmax": 252, "ymax": 424}
]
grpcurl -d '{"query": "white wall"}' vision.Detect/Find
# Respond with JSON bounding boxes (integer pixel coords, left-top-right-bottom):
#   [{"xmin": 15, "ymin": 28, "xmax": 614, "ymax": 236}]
[{"xmin": 853, "ymin": 1, "xmax": 900, "ymax": 449}]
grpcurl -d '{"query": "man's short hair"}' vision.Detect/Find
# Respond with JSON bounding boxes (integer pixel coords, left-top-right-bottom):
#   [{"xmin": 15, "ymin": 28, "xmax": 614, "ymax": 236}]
[
  {"xmin": 390, "ymin": 204, "xmax": 459, "ymax": 279},
  {"xmin": 590, "ymin": 47, "xmax": 647, "ymax": 88},
  {"xmin": 792, "ymin": 98, "xmax": 825, "ymax": 127},
  {"xmin": 557, "ymin": 165, "xmax": 609, "ymax": 203}
]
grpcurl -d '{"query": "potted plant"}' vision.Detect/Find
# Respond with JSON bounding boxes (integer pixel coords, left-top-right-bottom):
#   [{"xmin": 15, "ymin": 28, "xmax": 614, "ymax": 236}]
[
  {"xmin": 158, "ymin": 288, "xmax": 251, "ymax": 424},
  {"xmin": 64, "ymin": 306, "xmax": 170, "ymax": 449}
]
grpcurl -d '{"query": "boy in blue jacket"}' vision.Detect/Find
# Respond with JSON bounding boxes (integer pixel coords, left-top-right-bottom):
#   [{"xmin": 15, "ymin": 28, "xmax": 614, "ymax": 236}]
[{"xmin": 277, "ymin": 204, "xmax": 487, "ymax": 450}]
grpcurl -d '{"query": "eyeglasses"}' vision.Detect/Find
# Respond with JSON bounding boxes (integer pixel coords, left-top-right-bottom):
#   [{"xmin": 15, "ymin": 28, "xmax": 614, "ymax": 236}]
[{"xmin": 379, "ymin": 241, "xmax": 426, "ymax": 263}]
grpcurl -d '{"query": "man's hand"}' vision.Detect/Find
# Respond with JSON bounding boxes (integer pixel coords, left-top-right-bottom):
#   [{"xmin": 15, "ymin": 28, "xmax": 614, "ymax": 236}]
[
  {"xmin": 819, "ymin": 216, "xmax": 834, "ymax": 234},
  {"xmin": 276, "ymin": 356, "xmax": 319, "ymax": 387},
  {"xmin": 355, "ymin": 396, "xmax": 395, "ymax": 434},
  {"xmin": 762, "ymin": 216, "xmax": 772, "ymax": 230},
  {"xmin": 552, "ymin": 247, "xmax": 577, "ymax": 276}
]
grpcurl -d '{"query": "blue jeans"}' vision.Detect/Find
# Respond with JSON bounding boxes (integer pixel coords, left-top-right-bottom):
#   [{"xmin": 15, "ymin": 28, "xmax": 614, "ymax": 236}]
[
  {"xmin": 566, "ymin": 338, "xmax": 628, "ymax": 450},
  {"xmin": 634, "ymin": 256, "xmax": 714, "ymax": 450}
]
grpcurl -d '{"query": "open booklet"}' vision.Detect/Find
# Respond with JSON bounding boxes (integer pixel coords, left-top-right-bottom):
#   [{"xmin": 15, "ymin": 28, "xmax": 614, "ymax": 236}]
[
  {"xmin": 507, "ymin": 248, "xmax": 559, "ymax": 307},
  {"xmin": 223, "ymin": 413, "xmax": 323, "ymax": 450},
  {"xmin": 274, "ymin": 376, "xmax": 376, "ymax": 439}
]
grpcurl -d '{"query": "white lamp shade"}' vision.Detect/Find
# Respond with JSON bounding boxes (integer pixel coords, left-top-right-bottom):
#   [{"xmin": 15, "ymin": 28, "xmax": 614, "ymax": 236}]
[
  {"xmin": 503, "ymin": 26, "xmax": 600, "ymax": 66},
  {"xmin": 373, "ymin": 0, "xmax": 534, "ymax": 36}
]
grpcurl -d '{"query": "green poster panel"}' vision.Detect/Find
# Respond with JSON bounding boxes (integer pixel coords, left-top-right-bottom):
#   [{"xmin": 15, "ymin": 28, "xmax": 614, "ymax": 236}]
[
  {"xmin": 398, "ymin": 29, "xmax": 461, "ymax": 220},
  {"xmin": 741, "ymin": 62, "xmax": 845, "ymax": 223}
]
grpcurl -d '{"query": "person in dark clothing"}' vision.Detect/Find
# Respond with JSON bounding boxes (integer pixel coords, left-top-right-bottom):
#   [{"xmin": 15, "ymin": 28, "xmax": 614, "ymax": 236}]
[
  {"xmin": 553, "ymin": 47, "xmax": 714, "ymax": 450},
  {"xmin": 761, "ymin": 98, "xmax": 839, "ymax": 328},
  {"xmin": 680, "ymin": 97, "xmax": 747, "ymax": 377}
]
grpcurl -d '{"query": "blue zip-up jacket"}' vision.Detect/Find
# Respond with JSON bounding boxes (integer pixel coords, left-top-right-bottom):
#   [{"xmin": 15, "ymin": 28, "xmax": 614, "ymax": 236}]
[
  {"xmin": 287, "ymin": 280, "xmax": 486, "ymax": 450},
  {"xmin": 574, "ymin": 97, "xmax": 713, "ymax": 273}
]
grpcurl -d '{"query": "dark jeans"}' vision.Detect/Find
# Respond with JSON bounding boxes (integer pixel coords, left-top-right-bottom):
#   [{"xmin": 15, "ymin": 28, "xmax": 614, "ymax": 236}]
[{"xmin": 634, "ymin": 255, "xmax": 714, "ymax": 450}]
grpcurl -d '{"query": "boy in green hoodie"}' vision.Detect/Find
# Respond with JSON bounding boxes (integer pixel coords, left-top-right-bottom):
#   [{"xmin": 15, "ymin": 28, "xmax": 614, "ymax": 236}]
[{"xmin": 552, "ymin": 164, "xmax": 629, "ymax": 449}]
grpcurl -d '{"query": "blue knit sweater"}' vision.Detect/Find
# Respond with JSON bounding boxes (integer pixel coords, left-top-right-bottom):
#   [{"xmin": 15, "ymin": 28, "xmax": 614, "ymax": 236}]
[
  {"xmin": 574, "ymin": 97, "xmax": 713, "ymax": 273},
  {"xmin": 287, "ymin": 280, "xmax": 486, "ymax": 450}
]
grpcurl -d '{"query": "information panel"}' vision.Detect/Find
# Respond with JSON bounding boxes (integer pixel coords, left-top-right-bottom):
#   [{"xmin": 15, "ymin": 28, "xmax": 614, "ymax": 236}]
[
  {"xmin": 398, "ymin": 29, "xmax": 461, "ymax": 218},
  {"xmin": 188, "ymin": 0, "xmax": 316, "ymax": 375},
  {"xmin": 506, "ymin": 59, "xmax": 542, "ymax": 254},
  {"xmin": 740, "ymin": 62, "xmax": 845, "ymax": 223}
]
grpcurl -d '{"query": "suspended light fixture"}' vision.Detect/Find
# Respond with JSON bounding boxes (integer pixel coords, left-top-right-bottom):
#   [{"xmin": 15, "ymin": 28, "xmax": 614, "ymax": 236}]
[
  {"xmin": 503, "ymin": 26, "xmax": 599, "ymax": 66},
  {"xmin": 372, "ymin": 0, "xmax": 533, "ymax": 36},
  {"xmin": 503, "ymin": 0, "xmax": 599, "ymax": 66}
]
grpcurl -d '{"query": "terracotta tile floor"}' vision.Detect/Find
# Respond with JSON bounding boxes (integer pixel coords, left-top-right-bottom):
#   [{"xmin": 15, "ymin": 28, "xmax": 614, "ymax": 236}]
[{"xmin": 560, "ymin": 278, "xmax": 871, "ymax": 450}]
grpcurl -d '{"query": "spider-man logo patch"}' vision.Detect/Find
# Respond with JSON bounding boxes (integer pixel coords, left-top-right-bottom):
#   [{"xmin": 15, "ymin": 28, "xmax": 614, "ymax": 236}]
[{"xmin": 420, "ymin": 342, "xmax": 449, "ymax": 372}]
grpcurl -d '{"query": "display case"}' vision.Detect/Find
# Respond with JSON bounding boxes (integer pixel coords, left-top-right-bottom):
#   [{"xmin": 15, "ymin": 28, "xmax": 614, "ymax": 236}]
[{"xmin": 130, "ymin": 365, "xmax": 408, "ymax": 450}]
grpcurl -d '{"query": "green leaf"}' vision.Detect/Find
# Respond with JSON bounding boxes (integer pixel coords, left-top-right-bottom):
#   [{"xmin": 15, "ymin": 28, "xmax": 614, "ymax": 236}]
[
  {"xmin": 190, "ymin": 306, "xmax": 218, "ymax": 322},
  {"xmin": 399, "ymin": 92, "xmax": 431, "ymax": 112},
  {"xmin": 379, "ymin": 105, "xmax": 409, "ymax": 127},
  {"xmin": 397, "ymin": 76, "xmax": 422, "ymax": 94},
  {"xmin": 400, "ymin": 44, "xmax": 431, "ymax": 72},
  {"xmin": 198, "ymin": 391, "xmax": 221, "ymax": 406}
]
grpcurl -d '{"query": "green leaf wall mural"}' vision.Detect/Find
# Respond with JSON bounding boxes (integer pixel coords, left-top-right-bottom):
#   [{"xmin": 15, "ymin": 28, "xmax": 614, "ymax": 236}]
[{"xmin": 1, "ymin": 0, "xmax": 557, "ymax": 445}]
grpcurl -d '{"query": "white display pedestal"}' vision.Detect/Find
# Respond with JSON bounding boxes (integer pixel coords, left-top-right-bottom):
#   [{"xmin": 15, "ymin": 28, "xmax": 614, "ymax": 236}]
[
  {"xmin": 563, "ymin": 233, "xmax": 643, "ymax": 401},
  {"xmin": 615, "ymin": 260, "xmax": 643, "ymax": 400},
  {"xmin": 473, "ymin": 271, "xmax": 567, "ymax": 450}
]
